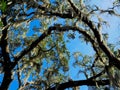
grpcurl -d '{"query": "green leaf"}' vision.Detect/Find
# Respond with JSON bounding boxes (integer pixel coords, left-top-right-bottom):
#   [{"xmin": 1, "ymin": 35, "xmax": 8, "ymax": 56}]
[
  {"xmin": 0, "ymin": 21, "xmax": 3, "ymax": 27},
  {"xmin": 0, "ymin": 0, "xmax": 7, "ymax": 12}
]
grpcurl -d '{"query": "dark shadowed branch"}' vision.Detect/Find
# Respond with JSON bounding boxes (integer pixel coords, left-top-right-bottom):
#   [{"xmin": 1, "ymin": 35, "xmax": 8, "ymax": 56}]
[
  {"xmin": 0, "ymin": 16, "xmax": 13, "ymax": 90},
  {"xmin": 67, "ymin": 0, "xmax": 120, "ymax": 69}
]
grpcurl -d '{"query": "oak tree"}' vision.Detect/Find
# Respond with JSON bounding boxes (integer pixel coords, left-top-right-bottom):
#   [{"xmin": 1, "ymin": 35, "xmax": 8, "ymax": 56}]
[{"xmin": 0, "ymin": 0, "xmax": 120, "ymax": 90}]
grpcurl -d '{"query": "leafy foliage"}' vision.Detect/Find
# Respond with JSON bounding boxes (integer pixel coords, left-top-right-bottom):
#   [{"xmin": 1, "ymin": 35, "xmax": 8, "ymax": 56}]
[
  {"xmin": 0, "ymin": 0, "xmax": 7, "ymax": 12},
  {"xmin": 0, "ymin": 0, "xmax": 120, "ymax": 90}
]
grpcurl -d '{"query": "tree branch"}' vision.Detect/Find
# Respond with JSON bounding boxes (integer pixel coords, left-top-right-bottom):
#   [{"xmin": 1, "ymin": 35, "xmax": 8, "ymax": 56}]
[
  {"xmin": 1, "ymin": 16, "xmax": 11, "ymax": 68},
  {"xmin": 67, "ymin": 0, "xmax": 120, "ymax": 69},
  {"xmin": 0, "ymin": 16, "xmax": 13, "ymax": 90},
  {"xmin": 47, "ymin": 79, "xmax": 109, "ymax": 90},
  {"xmin": 12, "ymin": 28, "xmax": 52, "ymax": 69},
  {"xmin": 47, "ymin": 69, "xmax": 107, "ymax": 90},
  {"xmin": 8, "ymin": 24, "xmax": 107, "ymax": 90},
  {"xmin": 18, "ymin": 8, "xmax": 74, "ymax": 19},
  {"xmin": 12, "ymin": 25, "xmax": 95, "ymax": 68}
]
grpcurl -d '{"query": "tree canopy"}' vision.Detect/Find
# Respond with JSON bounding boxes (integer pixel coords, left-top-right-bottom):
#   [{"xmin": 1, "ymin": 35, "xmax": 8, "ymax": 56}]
[{"xmin": 0, "ymin": 0, "xmax": 120, "ymax": 90}]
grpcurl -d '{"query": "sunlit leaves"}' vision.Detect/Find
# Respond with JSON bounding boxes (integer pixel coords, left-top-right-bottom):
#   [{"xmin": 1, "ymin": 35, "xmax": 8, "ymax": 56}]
[
  {"xmin": 73, "ymin": 51, "xmax": 82, "ymax": 60},
  {"xmin": 16, "ymin": 30, "xmax": 70, "ymax": 88},
  {"xmin": 73, "ymin": 52, "xmax": 92, "ymax": 68},
  {"xmin": 1, "ymin": 0, "xmax": 120, "ymax": 89}
]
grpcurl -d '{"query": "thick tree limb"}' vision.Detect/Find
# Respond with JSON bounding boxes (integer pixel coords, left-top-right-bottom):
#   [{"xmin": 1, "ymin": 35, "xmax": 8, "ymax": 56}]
[
  {"xmin": 11, "ymin": 25, "xmax": 106, "ymax": 90},
  {"xmin": 0, "ymin": 1, "xmax": 117, "ymax": 90},
  {"xmin": 12, "ymin": 26, "xmax": 94, "ymax": 68},
  {"xmin": 68, "ymin": 0, "xmax": 120, "ymax": 69},
  {"xmin": 12, "ymin": 29, "xmax": 52, "ymax": 69},
  {"xmin": 8, "ymin": 23, "xmax": 107, "ymax": 89},
  {"xmin": 47, "ymin": 69, "xmax": 107, "ymax": 90},
  {"xmin": 0, "ymin": 16, "xmax": 13, "ymax": 90},
  {"xmin": 1, "ymin": 16, "xmax": 11, "ymax": 67},
  {"xmin": 47, "ymin": 79, "xmax": 109, "ymax": 90}
]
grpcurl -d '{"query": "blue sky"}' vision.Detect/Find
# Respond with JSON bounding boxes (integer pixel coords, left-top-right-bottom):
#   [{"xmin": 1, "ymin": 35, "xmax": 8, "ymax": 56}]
[
  {"xmin": 1, "ymin": 0, "xmax": 120, "ymax": 90},
  {"xmin": 10, "ymin": 0, "xmax": 120, "ymax": 90},
  {"xmin": 67, "ymin": 0, "xmax": 120, "ymax": 90}
]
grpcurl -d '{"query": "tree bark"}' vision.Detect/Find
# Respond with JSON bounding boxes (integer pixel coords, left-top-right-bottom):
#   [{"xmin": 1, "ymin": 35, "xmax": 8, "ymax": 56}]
[{"xmin": 0, "ymin": 16, "xmax": 12, "ymax": 90}]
